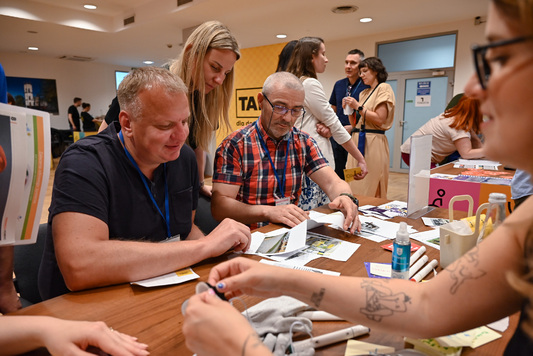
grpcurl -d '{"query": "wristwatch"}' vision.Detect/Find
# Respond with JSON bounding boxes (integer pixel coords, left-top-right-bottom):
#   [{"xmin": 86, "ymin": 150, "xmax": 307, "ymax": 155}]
[
  {"xmin": 340, "ymin": 193, "xmax": 359, "ymax": 207},
  {"xmin": 357, "ymin": 106, "xmax": 364, "ymax": 112}
]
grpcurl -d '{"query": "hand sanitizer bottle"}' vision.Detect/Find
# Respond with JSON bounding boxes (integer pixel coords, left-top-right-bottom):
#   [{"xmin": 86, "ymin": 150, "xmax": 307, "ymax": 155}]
[{"xmin": 391, "ymin": 222, "xmax": 410, "ymax": 279}]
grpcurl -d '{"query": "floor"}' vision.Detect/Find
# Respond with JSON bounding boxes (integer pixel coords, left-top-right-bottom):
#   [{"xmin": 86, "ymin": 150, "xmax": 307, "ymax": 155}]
[{"xmin": 41, "ymin": 159, "xmax": 408, "ymax": 224}]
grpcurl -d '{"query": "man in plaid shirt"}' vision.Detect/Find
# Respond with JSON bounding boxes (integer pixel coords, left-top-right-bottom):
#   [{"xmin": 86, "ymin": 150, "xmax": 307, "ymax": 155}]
[{"xmin": 212, "ymin": 72, "xmax": 361, "ymax": 233}]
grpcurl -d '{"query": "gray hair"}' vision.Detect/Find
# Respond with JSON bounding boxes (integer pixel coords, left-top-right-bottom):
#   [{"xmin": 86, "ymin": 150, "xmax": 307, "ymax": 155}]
[
  {"xmin": 262, "ymin": 71, "xmax": 304, "ymax": 97},
  {"xmin": 117, "ymin": 66, "xmax": 188, "ymax": 120}
]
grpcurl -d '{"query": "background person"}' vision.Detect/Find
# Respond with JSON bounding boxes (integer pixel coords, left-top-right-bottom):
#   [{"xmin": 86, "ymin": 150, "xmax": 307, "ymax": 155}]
[
  {"xmin": 183, "ymin": 2, "xmax": 533, "ymax": 354},
  {"xmin": 400, "ymin": 94, "xmax": 484, "ymax": 167},
  {"xmin": 345, "ymin": 57, "xmax": 395, "ymax": 198},
  {"xmin": 67, "ymin": 97, "xmax": 82, "ymax": 132},
  {"xmin": 275, "ymin": 40, "xmax": 298, "ymax": 72},
  {"xmin": 211, "ymin": 72, "xmax": 361, "ymax": 233},
  {"xmin": 38, "ymin": 67, "xmax": 250, "ymax": 300},
  {"xmin": 80, "ymin": 102, "xmax": 102, "ymax": 132},
  {"xmin": 286, "ymin": 37, "xmax": 367, "ymax": 211},
  {"xmin": 328, "ymin": 49, "xmax": 370, "ymax": 179}
]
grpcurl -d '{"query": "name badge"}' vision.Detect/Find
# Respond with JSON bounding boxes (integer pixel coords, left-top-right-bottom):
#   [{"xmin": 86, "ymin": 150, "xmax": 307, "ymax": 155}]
[{"xmin": 275, "ymin": 197, "xmax": 290, "ymax": 206}]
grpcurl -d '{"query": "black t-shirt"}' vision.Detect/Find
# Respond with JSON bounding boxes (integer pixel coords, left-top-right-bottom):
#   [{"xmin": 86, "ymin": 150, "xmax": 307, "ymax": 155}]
[
  {"xmin": 38, "ymin": 122, "xmax": 199, "ymax": 300},
  {"xmin": 68, "ymin": 105, "xmax": 81, "ymax": 131},
  {"xmin": 81, "ymin": 112, "xmax": 97, "ymax": 132}
]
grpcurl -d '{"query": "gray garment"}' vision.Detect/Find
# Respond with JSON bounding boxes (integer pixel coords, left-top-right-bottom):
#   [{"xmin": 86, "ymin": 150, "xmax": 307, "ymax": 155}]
[
  {"xmin": 244, "ymin": 296, "xmax": 315, "ymax": 356},
  {"xmin": 511, "ymin": 169, "xmax": 533, "ymax": 200}
]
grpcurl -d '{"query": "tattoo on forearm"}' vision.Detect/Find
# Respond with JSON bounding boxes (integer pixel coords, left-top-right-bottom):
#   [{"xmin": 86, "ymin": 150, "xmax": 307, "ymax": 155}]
[
  {"xmin": 360, "ymin": 280, "xmax": 411, "ymax": 322},
  {"xmin": 447, "ymin": 246, "xmax": 486, "ymax": 294},
  {"xmin": 310, "ymin": 288, "xmax": 326, "ymax": 308},
  {"xmin": 241, "ymin": 333, "xmax": 262, "ymax": 356}
]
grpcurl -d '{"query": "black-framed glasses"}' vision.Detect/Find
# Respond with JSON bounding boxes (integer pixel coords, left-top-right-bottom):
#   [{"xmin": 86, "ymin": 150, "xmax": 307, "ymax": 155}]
[
  {"xmin": 472, "ymin": 36, "xmax": 533, "ymax": 89},
  {"xmin": 263, "ymin": 93, "xmax": 305, "ymax": 119}
]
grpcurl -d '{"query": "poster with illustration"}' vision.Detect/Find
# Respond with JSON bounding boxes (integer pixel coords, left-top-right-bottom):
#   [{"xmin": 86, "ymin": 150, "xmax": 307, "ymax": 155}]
[{"xmin": 0, "ymin": 103, "xmax": 50, "ymax": 245}]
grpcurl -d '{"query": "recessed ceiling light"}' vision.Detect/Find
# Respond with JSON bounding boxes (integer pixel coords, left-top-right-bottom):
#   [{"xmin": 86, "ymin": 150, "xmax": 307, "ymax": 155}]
[
  {"xmin": 28, "ymin": 46, "xmax": 39, "ymax": 51},
  {"xmin": 276, "ymin": 34, "xmax": 287, "ymax": 39},
  {"xmin": 331, "ymin": 5, "xmax": 358, "ymax": 14},
  {"xmin": 143, "ymin": 60, "xmax": 154, "ymax": 65},
  {"xmin": 84, "ymin": 4, "xmax": 97, "ymax": 10},
  {"xmin": 360, "ymin": 17, "xmax": 373, "ymax": 23}
]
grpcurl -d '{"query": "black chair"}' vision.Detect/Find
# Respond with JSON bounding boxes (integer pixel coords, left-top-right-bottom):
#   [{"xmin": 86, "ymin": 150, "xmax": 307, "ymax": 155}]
[{"xmin": 13, "ymin": 223, "xmax": 47, "ymax": 306}]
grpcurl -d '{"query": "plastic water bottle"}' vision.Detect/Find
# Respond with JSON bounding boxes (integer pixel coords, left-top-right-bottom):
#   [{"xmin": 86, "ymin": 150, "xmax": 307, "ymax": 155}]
[
  {"xmin": 477, "ymin": 192, "xmax": 507, "ymax": 244},
  {"xmin": 391, "ymin": 222, "xmax": 411, "ymax": 279}
]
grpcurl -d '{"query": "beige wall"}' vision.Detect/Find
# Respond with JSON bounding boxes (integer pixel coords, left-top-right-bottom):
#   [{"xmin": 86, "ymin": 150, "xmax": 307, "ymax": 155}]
[{"xmin": 317, "ymin": 18, "xmax": 486, "ymax": 98}]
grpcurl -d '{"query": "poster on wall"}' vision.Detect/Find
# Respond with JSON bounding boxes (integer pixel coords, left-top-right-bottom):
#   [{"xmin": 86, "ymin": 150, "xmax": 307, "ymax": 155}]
[
  {"xmin": 6, "ymin": 76, "xmax": 59, "ymax": 115},
  {"xmin": 0, "ymin": 103, "xmax": 51, "ymax": 245},
  {"xmin": 415, "ymin": 81, "xmax": 431, "ymax": 107}
]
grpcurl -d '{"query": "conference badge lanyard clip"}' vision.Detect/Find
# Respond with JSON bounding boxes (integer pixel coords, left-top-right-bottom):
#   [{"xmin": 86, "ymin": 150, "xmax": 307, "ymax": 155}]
[
  {"xmin": 119, "ymin": 131, "xmax": 172, "ymax": 238},
  {"xmin": 254, "ymin": 121, "xmax": 290, "ymax": 206}
]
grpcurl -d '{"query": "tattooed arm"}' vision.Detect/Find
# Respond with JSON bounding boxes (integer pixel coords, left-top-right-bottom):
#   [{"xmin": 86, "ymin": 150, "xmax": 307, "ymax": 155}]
[{"xmin": 209, "ymin": 198, "xmax": 531, "ymax": 338}]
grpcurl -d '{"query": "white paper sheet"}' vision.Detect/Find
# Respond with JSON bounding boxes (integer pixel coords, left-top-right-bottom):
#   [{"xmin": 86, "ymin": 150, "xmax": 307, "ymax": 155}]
[{"xmin": 131, "ymin": 268, "xmax": 199, "ymax": 287}]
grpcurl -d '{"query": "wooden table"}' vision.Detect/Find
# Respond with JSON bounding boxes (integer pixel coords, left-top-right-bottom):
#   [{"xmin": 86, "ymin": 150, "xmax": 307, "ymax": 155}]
[{"xmin": 11, "ymin": 196, "xmax": 517, "ymax": 355}]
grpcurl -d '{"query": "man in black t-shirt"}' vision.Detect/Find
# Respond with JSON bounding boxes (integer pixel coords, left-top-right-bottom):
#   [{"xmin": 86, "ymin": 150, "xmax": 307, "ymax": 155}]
[
  {"xmin": 67, "ymin": 97, "xmax": 82, "ymax": 131},
  {"xmin": 39, "ymin": 67, "xmax": 251, "ymax": 300}
]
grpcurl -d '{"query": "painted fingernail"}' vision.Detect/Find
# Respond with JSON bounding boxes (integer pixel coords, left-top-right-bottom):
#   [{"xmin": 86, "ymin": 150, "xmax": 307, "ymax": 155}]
[
  {"xmin": 217, "ymin": 282, "xmax": 225, "ymax": 290},
  {"xmin": 208, "ymin": 288, "xmax": 215, "ymax": 295}
]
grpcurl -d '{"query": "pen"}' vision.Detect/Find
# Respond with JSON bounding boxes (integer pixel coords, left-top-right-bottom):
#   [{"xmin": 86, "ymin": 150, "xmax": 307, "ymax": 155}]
[
  {"xmin": 409, "ymin": 246, "xmax": 426, "ymax": 266},
  {"xmin": 410, "ymin": 259, "xmax": 438, "ymax": 282},
  {"xmin": 289, "ymin": 325, "xmax": 370, "ymax": 352},
  {"xmin": 408, "ymin": 255, "xmax": 429, "ymax": 279}
]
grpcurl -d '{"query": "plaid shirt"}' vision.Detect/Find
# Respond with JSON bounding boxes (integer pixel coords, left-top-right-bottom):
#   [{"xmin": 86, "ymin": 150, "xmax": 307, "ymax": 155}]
[{"xmin": 214, "ymin": 119, "xmax": 328, "ymax": 228}]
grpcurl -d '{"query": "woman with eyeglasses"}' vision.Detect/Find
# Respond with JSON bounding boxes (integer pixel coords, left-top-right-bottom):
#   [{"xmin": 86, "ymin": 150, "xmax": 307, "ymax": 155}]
[
  {"xmin": 182, "ymin": 1, "xmax": 533, "ymax": 355},
  {"xmin": 286, "ymin": 37, "xmax": 368, "ymax": 211}
]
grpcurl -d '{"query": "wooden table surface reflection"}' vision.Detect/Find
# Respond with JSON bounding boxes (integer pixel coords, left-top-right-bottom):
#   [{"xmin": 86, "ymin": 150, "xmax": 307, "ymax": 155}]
[{"xmin": 12, "ymin": 196, "xmax": 517, "ymax": 355}]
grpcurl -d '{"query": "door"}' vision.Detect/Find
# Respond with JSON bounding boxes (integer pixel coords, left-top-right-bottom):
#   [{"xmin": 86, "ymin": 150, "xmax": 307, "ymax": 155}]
[{"xmin": 386, "ymin": 69, "xmax": 454, "ymax": 172}]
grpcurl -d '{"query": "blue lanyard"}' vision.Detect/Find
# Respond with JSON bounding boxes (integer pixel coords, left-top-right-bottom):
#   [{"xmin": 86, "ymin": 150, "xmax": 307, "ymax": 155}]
[
  {"xmin": 346, "ymin": 79, "xmax": 362, "ymax": 97},
  {"xmin": 254, "ymin": 121, "xmax": 290, "ymax": 198},
  {"xmin": 118, "ymin": 131, "xmax": 171, "ymax": 238}
]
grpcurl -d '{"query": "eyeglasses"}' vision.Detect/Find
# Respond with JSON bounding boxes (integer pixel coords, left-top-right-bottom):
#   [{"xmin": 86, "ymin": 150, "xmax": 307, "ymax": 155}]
[
  {"xmin": 472, "ymin": 36, "xmax": 533, "ymax": 89},
  {"xmin": 263, "ymin": 94, "xmax": 306, "ymax": 118}
]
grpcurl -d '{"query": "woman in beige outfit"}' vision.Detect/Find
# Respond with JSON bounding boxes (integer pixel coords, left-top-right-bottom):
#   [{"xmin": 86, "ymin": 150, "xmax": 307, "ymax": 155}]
[{"xmin": 345, "ymin": 57, "xmax": 395, "ymax": 198}]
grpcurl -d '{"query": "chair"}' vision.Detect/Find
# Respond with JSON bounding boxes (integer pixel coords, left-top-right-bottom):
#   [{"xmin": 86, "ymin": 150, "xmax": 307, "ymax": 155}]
[{"xmin": 13, "ymin": 223, "xmax": 47, "ymax": 306}]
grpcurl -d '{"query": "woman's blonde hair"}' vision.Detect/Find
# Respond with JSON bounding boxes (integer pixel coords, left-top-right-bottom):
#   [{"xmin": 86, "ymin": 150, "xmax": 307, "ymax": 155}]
[{"xmin": 169, "ymin": 21, "xmax": 240, "ymax": 151}]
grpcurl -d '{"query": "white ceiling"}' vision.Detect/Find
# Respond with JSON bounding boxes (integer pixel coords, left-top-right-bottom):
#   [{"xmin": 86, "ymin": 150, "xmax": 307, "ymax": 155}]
[{"xmin": 0, "ymin": 0, "xmax": 489, "ymax": 68}]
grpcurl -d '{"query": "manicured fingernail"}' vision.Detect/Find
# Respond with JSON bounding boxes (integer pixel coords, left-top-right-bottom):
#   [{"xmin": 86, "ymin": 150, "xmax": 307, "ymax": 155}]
[
  {"xmin": 208, "ymin": 288, "xmax": 215, "ymax": 295},
  {"xmin": 217, "ymin": 282, "xmax": 225, "ymax": 290}
]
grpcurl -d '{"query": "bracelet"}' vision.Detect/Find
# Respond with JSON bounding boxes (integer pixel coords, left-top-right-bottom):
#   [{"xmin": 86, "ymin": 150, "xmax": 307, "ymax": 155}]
[
  {"xmin": 340, "ymin": 193, "xmax": 359, "ymax": 207},
  {"xmin": 199, "ymin": 181, "xmax": 205, "ymax": 188}
]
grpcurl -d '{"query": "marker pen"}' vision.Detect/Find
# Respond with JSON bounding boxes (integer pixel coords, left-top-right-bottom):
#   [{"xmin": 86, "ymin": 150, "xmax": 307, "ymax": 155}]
[
  {"xmin": 410, "ymin": 259, "xmax": 439, "ymax": 283},
  {"xmin": 408, "ymin": 255, "xmax": 429, "ymax": 279},
  {"xmin": 409, "ymin": 246, "xmax": 426, "ymax": 266},
  {"xmin": 289, "ymin": 325, "xmax": 370, "ymax": 352}
]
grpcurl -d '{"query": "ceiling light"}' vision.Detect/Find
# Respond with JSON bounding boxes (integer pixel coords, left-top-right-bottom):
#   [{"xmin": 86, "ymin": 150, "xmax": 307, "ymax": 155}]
[
  {"xmin": 331, "ymin": 5, "xmax": 358, "ymax": 14},
  {"xmin": 276, "ymin": 34, "xmax": 287, "ymax": 39},
  {"xmin": 143, "ymin": 60, "xmax": 154, "ymax": 65},
  {"xmin": 28, "ymin": 46, "xmax": 39, "ymax": 51},
  {"xmin": 360, "ymin": 17, "xmax": 373, "ymax": 23},
  {"xmin": 84, "ymin": 4, "xmax": 97, "ymax": 10}
]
